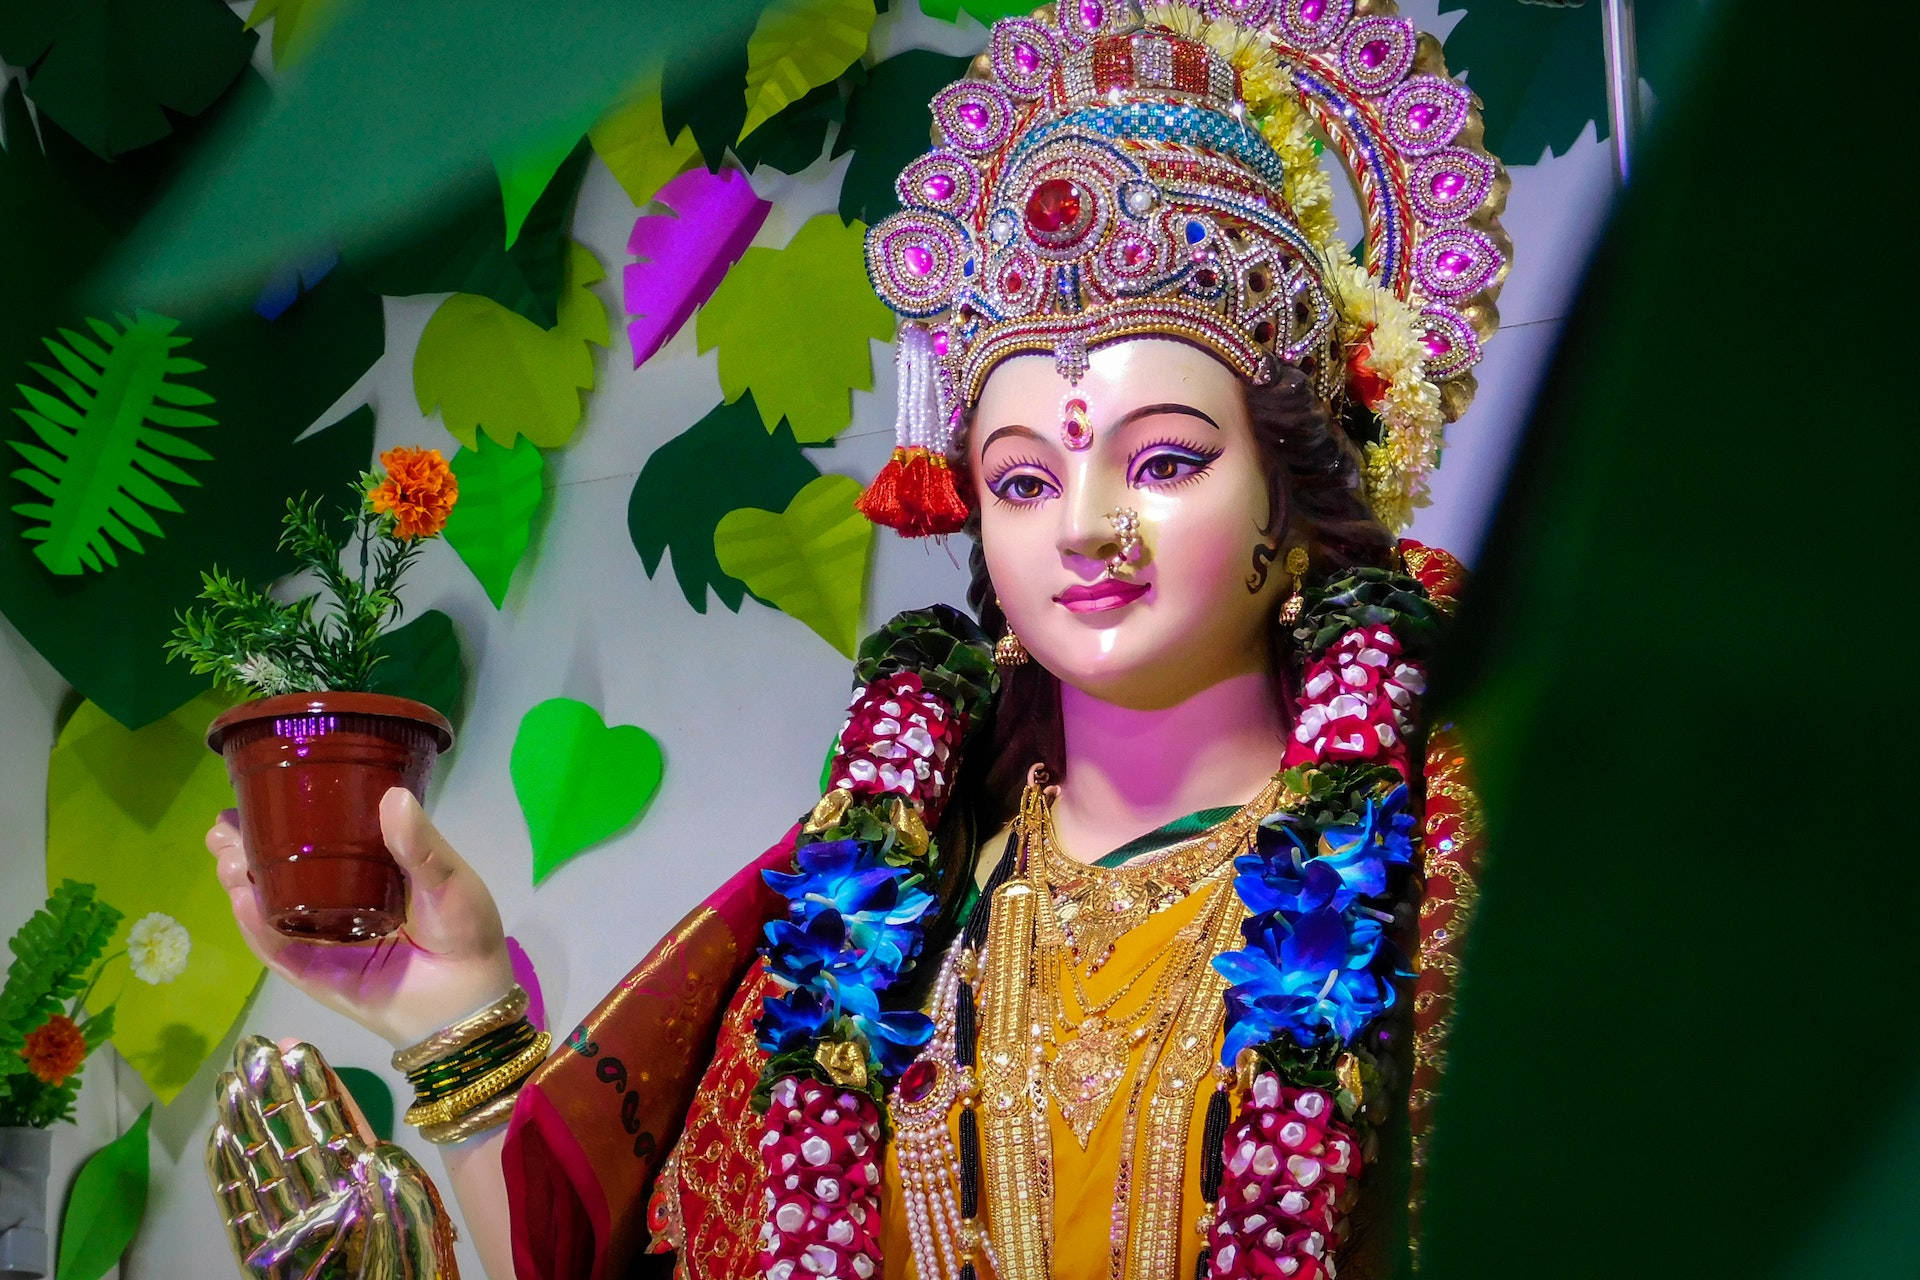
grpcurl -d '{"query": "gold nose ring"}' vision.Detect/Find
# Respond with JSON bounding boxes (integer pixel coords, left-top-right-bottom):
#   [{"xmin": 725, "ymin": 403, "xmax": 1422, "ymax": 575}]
[{"xmin": 1105, "ymin": 508, "xmax": 1143, "ymax": 577}]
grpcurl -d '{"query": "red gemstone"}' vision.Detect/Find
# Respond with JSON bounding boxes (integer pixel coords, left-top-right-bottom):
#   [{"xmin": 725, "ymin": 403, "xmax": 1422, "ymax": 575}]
[
  {"xmin": 1005, "ymin": 271, "xmax": 1025, "ymax": 292},
  {"xmin": 1025, "ymin": 178, "xmax": 1085, "ymax": 236},
  {"xmin": 899, "ymin": 1060, "xmax": 939, "ymax": 1103}
]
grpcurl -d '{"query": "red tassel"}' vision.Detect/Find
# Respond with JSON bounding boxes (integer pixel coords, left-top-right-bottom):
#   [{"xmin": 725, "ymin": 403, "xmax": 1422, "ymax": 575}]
[{"xmin": 856, "ymin": 447, "xmax": 969, "ymax": 537}]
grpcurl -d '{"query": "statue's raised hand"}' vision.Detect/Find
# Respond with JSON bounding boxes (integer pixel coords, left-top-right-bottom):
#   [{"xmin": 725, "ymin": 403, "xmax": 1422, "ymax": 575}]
[
  {"xmin": 206, "ymin": 1035, "xmax": 460, "ymax": 1279},
  {"xmin": 208, "ymin": 788, "xmax": 515, "ymax": 1046}
]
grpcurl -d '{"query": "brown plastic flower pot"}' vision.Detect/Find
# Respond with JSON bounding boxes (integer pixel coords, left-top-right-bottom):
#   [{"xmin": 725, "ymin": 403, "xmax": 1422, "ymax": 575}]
[{"xmin": 207, "ymin": 692, "xmax": 453, "ymax": 943}]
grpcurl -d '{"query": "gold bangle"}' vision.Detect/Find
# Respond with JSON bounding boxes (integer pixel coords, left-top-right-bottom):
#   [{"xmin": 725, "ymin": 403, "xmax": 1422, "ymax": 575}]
[
  {"xmin": 391, "ymin": 986, "xmax": 529, "ymax": 1074},
  {"xmin": 415, "ymin": 1090, "xmax": 522, "ymax": 1145},
  {"xmin": 404, "ymin": 1032, "xmax": 551, "ymax": 1129}
]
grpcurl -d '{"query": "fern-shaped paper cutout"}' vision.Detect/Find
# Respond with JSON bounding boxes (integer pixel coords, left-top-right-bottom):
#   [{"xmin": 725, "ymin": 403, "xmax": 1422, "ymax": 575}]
[
  {"xmin": 8, "ymin": 312, "xmax": 217, "ymax": 575},
  {"xmin": 0, "ymin": 880, "xmax": 122, "ymax": 1078}
]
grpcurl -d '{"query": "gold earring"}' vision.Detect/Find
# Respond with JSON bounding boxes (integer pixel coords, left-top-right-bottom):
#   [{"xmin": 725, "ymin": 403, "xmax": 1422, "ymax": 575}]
[
  {"xmin": 1277, "ymin": 546, "xmax": 1310, "ymax": 625},
  {"xmin": 993, "ymin": 599, "xmax": 1029, "ymax": 668}
]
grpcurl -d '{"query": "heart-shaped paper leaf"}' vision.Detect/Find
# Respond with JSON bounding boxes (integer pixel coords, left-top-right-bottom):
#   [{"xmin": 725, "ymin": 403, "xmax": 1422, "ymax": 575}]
[
  {"xmin": 46, "ymin": 691, "xmax": 264, "ymax": 1104},
  {"xmin": 697, "ymin": 214, "xmax": 894, "ymax": 443},
  {"xmin": 511, "ymin": 698, "xmax": 664, "ymax": 884},
  {"xmin": 739, "ymin": 0, "xmax": 876, "ymax": 142},
  {"xmin": 56, "ymin": 1104, "xmax": 151, "ymax": 1280},
  {"xmin": 445, "ymin": 435, "xmax": 545, "ymax": 607},
  {"xmin": 713, "ymin": 473, "xmax": 873, "ymax": 657},
  {"xmin": 625, "ymin": 169, "xmax": 770, "ymax": 368},
  {"xmin": 414, "ymin": 240, "xmax": 610, "ymax": 449},
  {"xmin": 627, "ymin": 395, "xmax": 818, "ymax": 613}
]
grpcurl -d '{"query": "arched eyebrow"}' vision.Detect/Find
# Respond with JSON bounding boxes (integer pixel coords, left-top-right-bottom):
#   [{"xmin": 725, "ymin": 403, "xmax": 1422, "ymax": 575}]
[
  {"xmin": 1111, "ymin": 402, "xmax": 1222, "ymax": 431},
  {"xmin": 978, "ymin": 423, "xmax": 1047, "ymax": 452}
]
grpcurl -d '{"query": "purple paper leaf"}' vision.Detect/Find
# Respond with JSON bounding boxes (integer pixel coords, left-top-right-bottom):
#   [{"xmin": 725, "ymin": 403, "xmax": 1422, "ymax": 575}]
[
  {"xmin": 624, "ymin": 168, "xmax": 771, "ymax": 368},
  {"xmin": 506, "ymin": 935, "xmax": 547, "ymax": 1032}
]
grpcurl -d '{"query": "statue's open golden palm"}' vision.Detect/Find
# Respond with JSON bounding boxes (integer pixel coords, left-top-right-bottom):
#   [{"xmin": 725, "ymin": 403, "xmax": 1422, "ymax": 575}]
[{"xmin": 206, "ymin": 1036, "xmax": 460, "ymax": 1280}]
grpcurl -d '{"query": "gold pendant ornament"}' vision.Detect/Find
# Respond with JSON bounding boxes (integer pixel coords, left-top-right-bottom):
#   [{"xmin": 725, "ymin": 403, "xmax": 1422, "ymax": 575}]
[{"xmin": 1278, "ymin": 545, "xmax": 1311, "ymax": 626}]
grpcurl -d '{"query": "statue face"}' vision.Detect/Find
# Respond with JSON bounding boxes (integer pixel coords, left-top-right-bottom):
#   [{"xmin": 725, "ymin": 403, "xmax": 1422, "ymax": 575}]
[{"xmin": 971, "ymin": 338, "xmax": 1287, "ymax": 709}]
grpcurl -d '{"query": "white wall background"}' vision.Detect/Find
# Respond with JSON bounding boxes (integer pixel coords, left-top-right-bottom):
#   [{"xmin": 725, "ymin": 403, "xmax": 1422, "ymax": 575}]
[{"xmin": 0, "ymin": 3, "xmax": 1617, "ymax": 1276}]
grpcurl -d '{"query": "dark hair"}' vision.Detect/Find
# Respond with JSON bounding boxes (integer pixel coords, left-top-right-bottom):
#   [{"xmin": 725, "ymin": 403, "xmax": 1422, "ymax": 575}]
[{"xmin": 958, "ymin": 356, "xmax": 1394, "ymax": 834}]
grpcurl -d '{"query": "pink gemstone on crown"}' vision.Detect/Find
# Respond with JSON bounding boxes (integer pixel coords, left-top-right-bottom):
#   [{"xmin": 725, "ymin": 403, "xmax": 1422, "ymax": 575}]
[
  {"xmin": 922, "ymin": 173, "xmax": 955, "ymax": 202},
  {"xmin": 1081, "ymin": 0, "xmax": 1106, "ymax": 27},
  {"xmin": 1423, "ymin": 331, "xmax": 1453, "ymax": 357},
  {"xmin": 1436, "ymin": 250, "xmax": 1469, "ymax": 276},
  {"xmin": 959, "ymin": 102, "xmax": 988, "ymax": 129},
  {"xmin": 1359, "ymin": 39, "xmax": 1389, "ymax": 70},
  {"xmin": 1431, "ymin": 171, "xmax": 1465, "ymax": 199},
  {"xmin": 1015, "ymin": 41, "xmax": 1041, "ymax": 74},
  {"xmin": 1406, "ymin": 102, "xmax": 1439, "ymax": 132},
  {"xmin": 904, "ymin": 246, "xmax": 934, "ymax": 277},
  {"xmin": 1026, "ymin": 178, "xmax": 1085, "ymax": 235},
  {"xmin": 1301, "ymin": 0, "xmax": 1326, "ymax": 20}
]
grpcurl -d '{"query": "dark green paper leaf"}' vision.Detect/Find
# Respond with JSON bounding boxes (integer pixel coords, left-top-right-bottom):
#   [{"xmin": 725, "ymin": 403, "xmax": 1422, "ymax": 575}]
[
  {"xmin": 332, "ymin": 1066, "xmax": 395, "ymax": 1142},
  {"xmin": 445, "ymin": 435, "xmax": 546, "ymax": 607},
  {"xmin": 369, "ymin": 609, "xmax": 468, "ymax": 734},
  {"xmin": 627, "ymin": 395, "xmax": 819, "ymax": 613},
  {"xmin": 661, "ymin": 8, "xmax": 760, "ymax": 171},
  {"xmin": 343, "ymin": 139, "xmax": 592, "ymax": 328},
  {"xmin": 55, "ymin": 1104, "xmax": 151, "ymax": 1280},
  {"xmin": 834, "ymin": 49, "xmax": 971, "ymax": 225},
  {"xmin": 0, "ymin": 0, "xmax": 253, "ymax": 160},
  {"xmin": 736, "ymin": 78, "xmax": 847, "ymax": 176},
  {"xmin": 917, "ymin": 0, "xmax": 1032, "ymax": 23}
]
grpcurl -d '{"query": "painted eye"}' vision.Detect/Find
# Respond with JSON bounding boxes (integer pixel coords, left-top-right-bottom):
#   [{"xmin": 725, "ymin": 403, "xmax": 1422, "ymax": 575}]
[
  {"xmin": 1130, "ymin": 444, "xmax": 1218, "ymax": 487},
  {"xmin": 988, "ymin": 465, "xmax": 1057, "ymax": 504}
]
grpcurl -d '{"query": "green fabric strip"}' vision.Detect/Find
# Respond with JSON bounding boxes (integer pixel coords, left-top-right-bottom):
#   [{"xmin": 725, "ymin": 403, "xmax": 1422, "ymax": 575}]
[{"xmin": 1094, "ymin": 806, "xmax": 1240, "ymax": 868}]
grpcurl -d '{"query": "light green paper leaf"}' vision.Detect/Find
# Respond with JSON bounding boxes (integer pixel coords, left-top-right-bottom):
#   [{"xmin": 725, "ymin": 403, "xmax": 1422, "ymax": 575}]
[
  {"xmin": 511, "ymin": 698, "xmax": 664, "ymax": 884},
  {"xmin": 713, "ymin": 473, "xmax": 872, "ymax": 657},
  {"xmin": 445, "ymin": 435, "xmax": 545, "ymax": 607},
  {"xmin": 591, "ymin": 71, "xmax": 702, "ymax": 205},
  {"xmin": 739, "ymin": 0, "xmax": 876, "ymax": 142},
  {"xmin": 57, "ymin": 1104, "xmax": 151, "ymax": 1280},
  {"xmin": 47, "ymin": 691, "xmax": 266, "ymax": 1104},
  {"xmin": 697, "ymin": 215, "xmax": 893, "ymax": 444},
  {"xmin": 245, "ymin": 0, "xmax": 343, "ymax": 67},
  {"xmin": 7, "ymin": 311, "xmax": 216, "ymax": 576},
  {"xmin": 332, "ymin": 1066, "xmax": 395, "ymax": 1142},
  {"xmin": 414, "ymin": 241, "xmax": 610, "ymax": 449}
]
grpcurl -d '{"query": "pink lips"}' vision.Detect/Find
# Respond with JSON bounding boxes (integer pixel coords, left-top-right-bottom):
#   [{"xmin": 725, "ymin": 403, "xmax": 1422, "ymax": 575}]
[{"xmin": 1054, "ymin": 579, "xmax": 1149, "ymax": 613}]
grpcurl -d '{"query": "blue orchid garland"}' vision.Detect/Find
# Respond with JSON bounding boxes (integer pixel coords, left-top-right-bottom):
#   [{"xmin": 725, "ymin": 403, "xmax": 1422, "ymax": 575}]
[
  {"xmin": 758, "ymin": 838, "xmax": 941, "ymax": 1079},
  {"xmin": 1214, "ymin": 782, "xmax": 1417, "ymax": 1068}
]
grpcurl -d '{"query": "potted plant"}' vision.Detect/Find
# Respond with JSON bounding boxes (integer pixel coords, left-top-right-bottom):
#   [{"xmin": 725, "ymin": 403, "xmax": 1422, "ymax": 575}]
[
  {"xmin": 167, "ymin": 447, "xmax": 459, "ymax": 943},
  {"xmin": 1, "ymin": 882, "xmax": 187, "ymax": 1279}
]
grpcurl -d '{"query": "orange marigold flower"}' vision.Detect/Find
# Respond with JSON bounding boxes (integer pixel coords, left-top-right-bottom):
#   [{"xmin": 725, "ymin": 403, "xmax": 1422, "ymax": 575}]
[
  {"xmin": 21, "ymin": 1013, "xmax": 87, "ymax": 1086},
  {"xmin": 368, "ymin": 446, "xmax": 459, "ymax": 540}
]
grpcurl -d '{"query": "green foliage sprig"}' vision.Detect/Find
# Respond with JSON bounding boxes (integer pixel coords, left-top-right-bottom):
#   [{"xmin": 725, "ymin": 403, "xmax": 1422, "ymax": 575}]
[
  {"xmin": 165, "ymin": 449, "xmax": 455, "ymax": 698},
  {"xmin": 0, "ymin": 881, "xmax": 122, "ymax": 1128}
]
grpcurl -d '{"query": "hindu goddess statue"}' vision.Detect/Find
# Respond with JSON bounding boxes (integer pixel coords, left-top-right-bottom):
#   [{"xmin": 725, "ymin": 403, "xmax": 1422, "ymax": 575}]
[{"xmin": 201, "ymin": 3, "xmax": 1508, "ymax": 1278}]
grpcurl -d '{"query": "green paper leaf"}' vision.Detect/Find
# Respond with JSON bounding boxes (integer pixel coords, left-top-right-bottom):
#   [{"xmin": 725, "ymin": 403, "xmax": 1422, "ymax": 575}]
[
  {"xmin": 0, "ymin": 0, "xmax": 253, "ymax": 160},
  {"xmin": 0, "ymin": 75, "xmax": 384, "ymax": 727},
  {"xmin": 345, "ymin": 140, "xmax": 593, "ymax": 328},
  {"xmin": 627, "ymin": 395, "xmax": 818, "ymax": 613},
  {"xmin": 333, "ymin": 1066, "xmax": 395, "ymax": 1142},
  {"xmin": 495, "ymin": 114, "xmax": 599, "ymax": 249},
  {"xmin": 56, "ymin": 1105, "xmax": 152, "ymax": 1280},
  {"xmin": 369, "ymin": 609, "xmax": 468, "ymax": 734},
  {"xmin": 413, "ymin": 241, "xmax": 610, "ymax": 450},
  {"xmin": 445, "ymin": 435, "xmax": 546, "ymax": 607},
  {"xmin": 46, "ymin": 691, "xmax": 267, "ymax": 1102},
  {"xmin": 834, "ymin": 49, "xmax": 972, "ymax": 226},
  {"xmin": 590, "ymin": 72, "xmax": 702, "ymax": 205},
  {"xmin": 734, "ymin": 78, "xmax": 846, "ymax": 176},
  {"xmin": 661, "ymin": 9, "xmax": 759, "ymax": 171},
  {"xmin": 510, "ymin": 698, "xmax": 664, "ymax": 884},
  {"xmin": 738, "ymin": 0, "xmax": 877, "ymax": 142},
  {"xmin": 697, "ymin": 214, "xmax": 894, "ymax": 443},
  {"xmin": 917, "ymin": 0, "xmax": 1033, "ymax": 23},
  {"xmin": 244, "ymin": 0, "xmax": 343, "ymax": 67},
  {"xmin": 713, "ymin": 473, "xmax": 873, "ymax": 657},
  {"xmin": 6, "ymin": 310, "xmax": 218, "ymax": 576}
]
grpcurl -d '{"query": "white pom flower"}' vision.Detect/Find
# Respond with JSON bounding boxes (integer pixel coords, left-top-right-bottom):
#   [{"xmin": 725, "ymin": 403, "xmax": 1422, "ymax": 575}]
[{"xmin": 127, "ymin": 913, "xmax": 191, "ymax": 984}]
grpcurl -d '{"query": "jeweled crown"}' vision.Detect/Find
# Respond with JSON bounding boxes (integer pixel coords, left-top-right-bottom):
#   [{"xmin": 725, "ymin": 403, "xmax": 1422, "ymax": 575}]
[{"xmin": 859, "ymin": 0, "xmax": 1510, "ymax": 536}]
